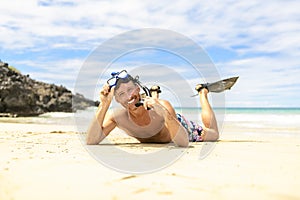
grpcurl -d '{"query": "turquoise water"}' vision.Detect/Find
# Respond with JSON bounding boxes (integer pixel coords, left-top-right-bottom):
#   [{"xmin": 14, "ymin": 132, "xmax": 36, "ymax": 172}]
[
  {"xmin": 224, "ymin": 107, "xmax": 300, "ymax": 115},
  {"xmin": 1, "ymin": 107, "xmax": 300, "ymax": 134},
  {"xmin": 174, "ymin": 107, "xmax": 300, "ymax": 133},
  {"xmin": 175, "ymin": 107, "xmax": 300, "ymax": 114},
  {"xmin": 176, "ymin": 107, "xmax": 300, "ymax": 118}
]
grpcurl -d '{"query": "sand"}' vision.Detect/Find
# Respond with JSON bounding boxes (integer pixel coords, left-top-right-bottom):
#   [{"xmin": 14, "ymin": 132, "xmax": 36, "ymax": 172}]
[{"xmin": 0, "ymin": 122, "xmax": 300, "ymax": 200}]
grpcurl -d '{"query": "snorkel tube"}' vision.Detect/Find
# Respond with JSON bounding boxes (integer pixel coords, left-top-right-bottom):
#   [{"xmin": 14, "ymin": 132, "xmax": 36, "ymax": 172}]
[{"xmin": 134, "ymin": 77, "xmax": 151, "ymax": 109}]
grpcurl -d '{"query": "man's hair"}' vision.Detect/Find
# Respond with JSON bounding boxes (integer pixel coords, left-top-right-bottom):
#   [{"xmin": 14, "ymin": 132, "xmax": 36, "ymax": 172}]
[{"xmin": 114, "ymin": 74, "xmax": 139, "ymax": 93}]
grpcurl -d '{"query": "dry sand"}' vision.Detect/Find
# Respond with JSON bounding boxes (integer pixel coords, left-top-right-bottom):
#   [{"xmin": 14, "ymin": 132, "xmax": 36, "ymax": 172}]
[{"xmin": 0, "ymin": 122, "xmax": 300, "ymax": 200}]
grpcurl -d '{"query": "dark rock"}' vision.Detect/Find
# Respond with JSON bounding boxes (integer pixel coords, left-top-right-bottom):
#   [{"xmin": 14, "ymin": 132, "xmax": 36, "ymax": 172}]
[{"xmin": 0, "ymin": 60, "xmax": 96, "ymax": 117}]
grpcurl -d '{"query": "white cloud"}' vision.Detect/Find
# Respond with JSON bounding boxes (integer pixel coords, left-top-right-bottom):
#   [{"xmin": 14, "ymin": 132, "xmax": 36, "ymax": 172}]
[{"xmin": 1, "ymin": 0, "xmax": 299, "ymax": 54}]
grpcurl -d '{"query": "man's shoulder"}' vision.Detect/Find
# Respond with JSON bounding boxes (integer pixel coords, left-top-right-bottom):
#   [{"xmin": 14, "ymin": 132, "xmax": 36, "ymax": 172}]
[{"xmin": 158, "ymin": 99, "xmax": 173, "ymax": 108}]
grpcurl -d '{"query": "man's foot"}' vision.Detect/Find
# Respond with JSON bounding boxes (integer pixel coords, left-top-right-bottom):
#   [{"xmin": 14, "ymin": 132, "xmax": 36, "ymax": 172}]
[
  {"xmin": 191, "ymin": 76, "xmax": 239, "ymax": 97},
  {"xmin": 150, "ymin": 85, "xmax": 161, "ymax": 93},
  {"xmin": 150, "ymin": 85, "xmax": 161, "ymax": 99},
  {"xmin": 196, "ymin": 77, "xmax": 239, "ymax": 93},
  {"xmin": 195, "ymin": 84, "xmax": 209, "ymax": 94}
]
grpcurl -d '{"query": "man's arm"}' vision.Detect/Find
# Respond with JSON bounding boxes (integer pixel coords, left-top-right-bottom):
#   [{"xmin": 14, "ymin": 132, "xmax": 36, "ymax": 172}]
[
  {"xmin": 158, "ymin": 100, "xmax": 189, "ymax": 147},
  {"xmin": 86, "ymin": 84, "xmax": 116, "ymax": 145},
  {"xmin": 86, "ymin": 104, "xmax": 116, "ymax": 145},
  {"xmin": 143, "ymin": 97, "xmax": 189, "ymax": 147}
]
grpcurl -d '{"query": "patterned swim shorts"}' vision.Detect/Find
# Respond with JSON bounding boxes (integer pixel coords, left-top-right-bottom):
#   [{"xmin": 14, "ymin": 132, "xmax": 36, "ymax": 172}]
[{"xmin": 176, "ymin": 113, "xmax": 203, "ymax": 142}]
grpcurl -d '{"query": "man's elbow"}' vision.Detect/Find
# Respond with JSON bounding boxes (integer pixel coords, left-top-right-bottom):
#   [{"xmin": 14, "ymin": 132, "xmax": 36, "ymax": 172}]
[
  {"xmin": 86, "ymin": 138, "xmax": 99, "ymax": 145},
  {"xmin": 178, "ymin": 142, "xmax": 189, "ymax": 147},
  {"xmin": 175, "ymin": 138, "xmax": 189, "ymax": 147},
  {"xmin": 203, "ymin": 130, "xmax": 219, "ymax": 141}
]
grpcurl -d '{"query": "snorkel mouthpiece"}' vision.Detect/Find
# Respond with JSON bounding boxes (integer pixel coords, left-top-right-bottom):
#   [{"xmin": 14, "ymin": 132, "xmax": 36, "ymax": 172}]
[
  {"xmin": 135, "ymin": 102, "xmax": 144, "ymax": 107},
  {"xmin": 135, "ymin": 99, "xmax": 151, "ymax": 110}
]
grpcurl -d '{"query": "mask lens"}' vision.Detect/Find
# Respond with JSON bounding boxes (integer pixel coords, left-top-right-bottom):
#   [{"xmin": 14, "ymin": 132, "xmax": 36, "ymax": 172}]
[
  {"xmin": 107, "ymin": 77, "xmax": 117, "ymax": 87},
  {"xmin": 118, "ymin": 70, "xmax": 128, "ymax": 78},
  {"xmin": 106, "ymin": 70, "xmax": 128, "ymax": 89}
]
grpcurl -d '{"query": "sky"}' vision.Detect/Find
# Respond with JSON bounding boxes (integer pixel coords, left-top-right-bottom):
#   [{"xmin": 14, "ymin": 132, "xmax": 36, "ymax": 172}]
[{"xmin": 0, "ymin": 0, "xmax": 300, "ymax": 107}]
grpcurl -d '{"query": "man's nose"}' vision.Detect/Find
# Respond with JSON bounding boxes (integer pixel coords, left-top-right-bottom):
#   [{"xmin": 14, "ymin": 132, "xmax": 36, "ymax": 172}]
[{"xmin": 126, "ymin": 92, "xmax": 132, "ymax": 100}]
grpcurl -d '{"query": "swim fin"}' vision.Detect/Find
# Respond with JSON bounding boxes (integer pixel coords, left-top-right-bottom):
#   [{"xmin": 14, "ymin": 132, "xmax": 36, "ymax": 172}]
[{"xmin": 192, "ymin": 76, "xmax": 239, "ymax": 96}]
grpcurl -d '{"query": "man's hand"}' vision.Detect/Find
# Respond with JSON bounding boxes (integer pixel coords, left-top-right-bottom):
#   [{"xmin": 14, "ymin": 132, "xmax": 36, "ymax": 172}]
[
  {"xmin": 142, "ymin": 96, "xmax": 159, "ymax": 110},
  {"xmin": 142, "ymin": 97, "xmax": 168, "ymax": 116},
  {"xmin": 100, "ymin": 84, "xmax": 114, "ymax": 106}
]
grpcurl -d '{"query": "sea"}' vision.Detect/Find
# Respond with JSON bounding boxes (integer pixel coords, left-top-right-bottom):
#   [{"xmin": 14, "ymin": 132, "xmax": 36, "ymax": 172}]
[{"xmin": 1, "ymin": 107, "xmax": 300, "ymax": 135}]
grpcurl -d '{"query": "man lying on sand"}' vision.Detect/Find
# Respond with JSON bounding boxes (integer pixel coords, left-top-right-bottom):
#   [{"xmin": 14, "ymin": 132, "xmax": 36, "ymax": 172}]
[{"xmin": 87, "ymin": 70, "xmax": 219, "ymax": 147}]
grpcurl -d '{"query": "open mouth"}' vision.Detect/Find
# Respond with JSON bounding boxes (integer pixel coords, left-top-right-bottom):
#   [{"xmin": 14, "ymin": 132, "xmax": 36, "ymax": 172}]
[{"xmin": 127, "ymin": 97, "xmax": 137, "ymax": 105}]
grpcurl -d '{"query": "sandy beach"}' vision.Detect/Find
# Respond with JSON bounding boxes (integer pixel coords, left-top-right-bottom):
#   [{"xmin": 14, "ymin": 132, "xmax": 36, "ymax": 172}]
[
  {"xmin": 1, "ymin": 119, "xmax": 300, "ymax": 200},
  {"xmin": 2, "ymin": 0, "xmax": 300, "ymax": 199}
]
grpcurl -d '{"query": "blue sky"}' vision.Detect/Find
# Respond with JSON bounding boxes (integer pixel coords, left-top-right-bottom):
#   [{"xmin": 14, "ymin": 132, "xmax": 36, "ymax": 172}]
[{"xmin": 0, "ymin": 0, "xmax": 300, "ymax": 107}]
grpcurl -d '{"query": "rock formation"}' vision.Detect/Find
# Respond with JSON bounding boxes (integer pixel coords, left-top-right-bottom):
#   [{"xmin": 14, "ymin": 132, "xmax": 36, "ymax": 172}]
[{"xmin": 0, "ymin": 61, "xmax": 97, "ymax": 117}]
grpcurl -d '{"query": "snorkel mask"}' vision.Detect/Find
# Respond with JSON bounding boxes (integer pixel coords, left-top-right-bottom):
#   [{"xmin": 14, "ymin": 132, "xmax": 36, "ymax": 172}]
[{"xmin": 107, "ymin": 70, "xmax": 128, "ymax": 91}]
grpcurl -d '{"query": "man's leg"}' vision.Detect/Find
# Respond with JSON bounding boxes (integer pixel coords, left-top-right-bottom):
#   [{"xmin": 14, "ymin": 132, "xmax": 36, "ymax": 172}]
[
  {"xmin": 151, "ymin": 91, "xmax": 159, "ymax": 99},
  {"xmin": 196, "ymin": 85, "xmax": 219, "ymax": 141}
]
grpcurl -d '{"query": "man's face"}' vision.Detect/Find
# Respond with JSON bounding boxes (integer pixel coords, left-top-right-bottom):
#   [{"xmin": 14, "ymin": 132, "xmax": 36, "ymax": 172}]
[{"xmin": 115, "ymin": 81, "xmax": 140, "ymax": 109}]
